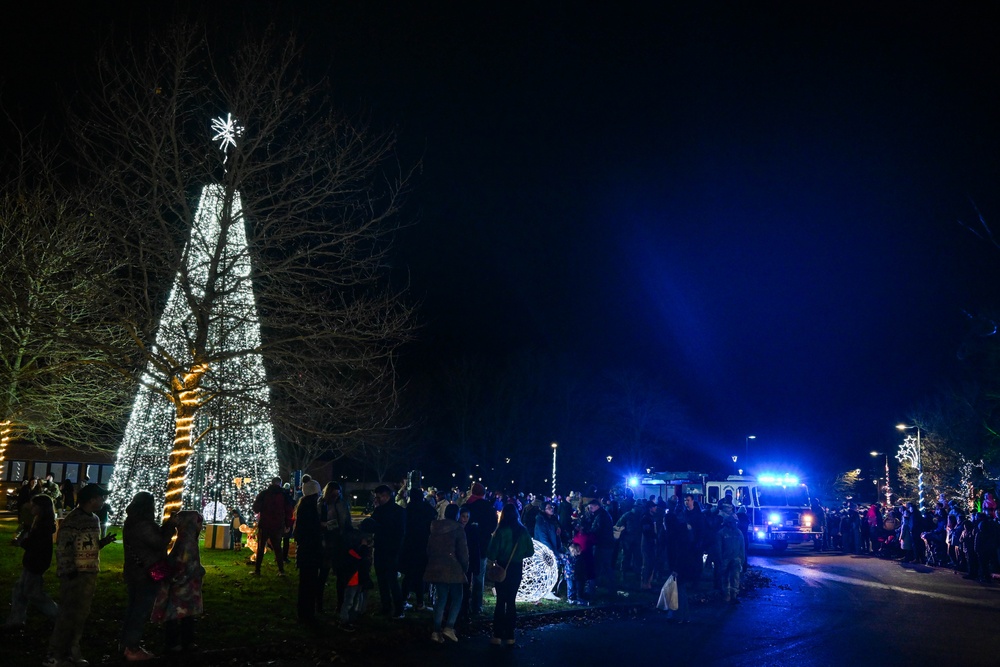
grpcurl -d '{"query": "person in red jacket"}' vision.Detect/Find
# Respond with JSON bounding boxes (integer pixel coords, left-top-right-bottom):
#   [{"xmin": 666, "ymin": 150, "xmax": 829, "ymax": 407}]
[{"xmin": 252, "ymin": 477, "xmax": 294, "ymax": 576}]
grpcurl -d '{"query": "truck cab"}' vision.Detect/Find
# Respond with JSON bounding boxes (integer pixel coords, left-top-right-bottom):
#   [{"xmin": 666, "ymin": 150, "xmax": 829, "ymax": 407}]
[{"xmin": 747, "ymin": 474, "xmax": 822, "ymax": 552}]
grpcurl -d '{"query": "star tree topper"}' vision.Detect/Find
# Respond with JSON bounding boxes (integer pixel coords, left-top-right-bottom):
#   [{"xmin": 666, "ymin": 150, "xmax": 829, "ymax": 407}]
[{"xmin": 211, "ymin": 113, "xmax": 243, "ymax": 164}]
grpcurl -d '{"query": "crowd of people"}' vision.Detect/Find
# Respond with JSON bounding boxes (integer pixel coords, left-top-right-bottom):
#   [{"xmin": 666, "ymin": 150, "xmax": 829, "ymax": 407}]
[
  {"xmin": 815, "ymin": 493, "xmax": 1000, "ymax": 583},
  {"xmin": 24, "ymin": 471, "xmax": 1000, "ymax": 664}
]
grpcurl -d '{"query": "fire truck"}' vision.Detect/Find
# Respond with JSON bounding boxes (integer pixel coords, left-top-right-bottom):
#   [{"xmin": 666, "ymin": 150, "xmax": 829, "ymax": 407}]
[{"xmin": 634, "ymin": 471, "xmax": 822, "ymax": 552}]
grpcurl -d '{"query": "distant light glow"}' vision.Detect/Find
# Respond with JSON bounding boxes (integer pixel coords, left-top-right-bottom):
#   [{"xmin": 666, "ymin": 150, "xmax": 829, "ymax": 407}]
[
  {"xmin": 627, "ymin": 476, "xmax": 639, "ymax": 488},
  {"xmin": 768, "ymin": 512, "xmax": 781, "ymax": 524}
]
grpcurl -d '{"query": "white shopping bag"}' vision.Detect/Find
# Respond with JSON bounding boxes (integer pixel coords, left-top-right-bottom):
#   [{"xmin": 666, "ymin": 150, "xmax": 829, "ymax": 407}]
[{"xmin": 656, "ymin": 574, "xmax": 679, "ymax": 611}]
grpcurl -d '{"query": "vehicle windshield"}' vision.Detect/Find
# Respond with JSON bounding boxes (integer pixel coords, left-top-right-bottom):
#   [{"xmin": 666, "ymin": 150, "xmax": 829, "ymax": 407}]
[{"xmin": 756, "ymin": 485, "xmax": 810, "ymax": 508}]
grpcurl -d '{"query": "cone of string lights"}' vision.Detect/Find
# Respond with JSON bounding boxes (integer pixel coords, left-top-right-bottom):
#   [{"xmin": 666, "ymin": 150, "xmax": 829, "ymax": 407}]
[{"xmin": 108, "ymin": 115, "xmax": 279, "ymax": 522}]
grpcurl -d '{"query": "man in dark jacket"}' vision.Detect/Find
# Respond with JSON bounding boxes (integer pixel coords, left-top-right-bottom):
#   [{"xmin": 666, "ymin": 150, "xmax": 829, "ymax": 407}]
[
  {"xmin": 668, "ymin": 493, "xmax": 706, "ymax": 622},
  {"xmin": 534, "ymin": 502, "xmax": 561, "ymax": 554},
  {"xmin": 252, "ymin": 477, "xmax": 294, "ymax": 576},
  {"xmin": 464, "ymin": 482, "xmax": 497, "ymax": 615},
  {"xmin": 582, "ymin": 498, "xmax": 615, "ymax": 590},
  {"xmin": 371, "ymin": 484, "xmax": 406, "ymax": 617}
]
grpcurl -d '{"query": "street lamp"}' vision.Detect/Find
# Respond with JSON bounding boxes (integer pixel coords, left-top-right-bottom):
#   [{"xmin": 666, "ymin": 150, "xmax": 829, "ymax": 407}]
[
  {"xmin": 551, "ymin": 442, "xmax": 558, "ymax": 499},
  {"xmin": 745, "ymin": 435, "xmax": 756, "ymax": 471},
  {"xmin": 870, "ymin": 451, "xmax": 892, "ymax": 507},
  {"xmin": 896, "ymin": 424, "xmax": 924, "ymax": 512},
  {"xmin": 732, "ymin": 455, "xmax": 738, "ymax": 474}
]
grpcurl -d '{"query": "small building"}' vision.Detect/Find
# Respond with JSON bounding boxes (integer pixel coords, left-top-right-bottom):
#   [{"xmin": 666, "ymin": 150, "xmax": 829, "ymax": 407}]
[{"xmin": 2, "ymin": 442, "xmax": 116, "ymax": 505}]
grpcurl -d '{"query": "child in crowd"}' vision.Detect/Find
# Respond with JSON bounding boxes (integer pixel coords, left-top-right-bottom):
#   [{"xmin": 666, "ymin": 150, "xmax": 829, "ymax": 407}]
[
  {"xmin": 564, "ymin": 542, "xmax": 588, "ymax": 606},
  {"xmin": 152, "ymin": 511, "xmax": 206, "ymax": 653},
  {"xmin": 339, "ymin": 530, "xmax": 373, "ymax": 631}
]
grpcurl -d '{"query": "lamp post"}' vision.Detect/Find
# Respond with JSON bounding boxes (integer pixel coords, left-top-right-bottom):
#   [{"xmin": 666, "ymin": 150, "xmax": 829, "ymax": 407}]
[
  {"xmin": 870, "ymin": 451, "xmax": 891, "ymax": 507},
  {"xmin": 745, "ymin": 435, "xmax": 756, "ymax": 472},
  {"xmin": 551, "ymin": 442, "xmax": 558, "ymax": 498},
  {"xmin": 896, "ymin": 424, "xmax": 923, "ymax": 512}
]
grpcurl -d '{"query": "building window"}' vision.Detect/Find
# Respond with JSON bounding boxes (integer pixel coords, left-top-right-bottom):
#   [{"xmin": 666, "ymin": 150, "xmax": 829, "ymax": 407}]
[
  {"xmin": 98, "ymin": 465, "xmax": 115, "ymax": 486},
  {"xmin": 64, "ymin": 464, "xmax": 80, "ymax": 484},
  {"xmin": 3, "ymin": 460, "xmax": 27, "ymax": 482},
  {"xmin": 49, "ymin": 463, "xmax": 65, "ymax": 483}
]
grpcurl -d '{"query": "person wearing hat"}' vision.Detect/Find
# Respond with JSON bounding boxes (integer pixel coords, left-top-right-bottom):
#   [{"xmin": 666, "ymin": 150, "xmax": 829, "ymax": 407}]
[
  {"xmin": 44, "ymin": 484, "xmax": 117, "ymax": 667},
  {"xmin": 464, "ymin": 481, "xmax": 497, "ymax": 615},
  {"xmin": 300, "ymin": 475, "xmax": 322, "ymax": 499}
]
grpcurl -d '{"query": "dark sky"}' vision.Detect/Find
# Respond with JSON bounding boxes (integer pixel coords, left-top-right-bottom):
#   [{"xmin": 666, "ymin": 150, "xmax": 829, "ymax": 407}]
[{"xmin": 4, "ymin": 3, "xmax": 1000, "ymax": 477}]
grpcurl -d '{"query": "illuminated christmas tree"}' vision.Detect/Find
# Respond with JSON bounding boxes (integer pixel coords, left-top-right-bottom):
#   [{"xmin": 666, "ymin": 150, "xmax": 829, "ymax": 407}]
[{"xmin": 108, "ymin": 115, "xmax": 279, "ymax": 522}]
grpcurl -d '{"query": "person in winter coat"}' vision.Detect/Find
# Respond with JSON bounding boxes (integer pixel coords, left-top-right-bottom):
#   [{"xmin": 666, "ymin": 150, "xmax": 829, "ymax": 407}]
[
  {"xmin": 457, "ymin": 506, "xmax": 480, "ymax": 623},
  {"xmin": 318, "ymin": 481, "xmax": 352, "ymax": 614},
  {"xmin": 59, "ymin": 480, "xmax": 76, "ymax": 511},
  {"xmin": 371, "ymin": 484, "xmax": 406, "ymax": 617},
  {"xmin": 486, "ymin": 504, "xmax": 534, "ymax": 647},
  {"xmin": 464, "ymin": 482, "xmax": 497, "ymax": 615},
  {"xmin": 615, "ymin": 503, "xmax": 643, "ymax": 576},
  {"xmin": 639, "ymin": 501, "xmax": 659, "ymax": 590},
  {"xmin": 533, "ymin": 502, "xmax": 561, "ymax": 555},
  {"xmin": 667, "ymin": 493, "xmax": 705, "ymax": 622},
  {"xmin": 973, "ymin": 511, "xmax": 999, "ymax": 583},
  {"xmin": 716, "ymin": 514, "xmax": 745, "ymax": 603},
  {"xmin": 45, "ymin": 483, "xmax": 117, "ymax": 667},
  {"xmin": 252, "ymin": 477, "xmax": 293, "ymax": 576},
  {"xmin": 120, "ymin": 491, "xmax": 175, "ymax": 661},
  {"xmin": 293, "ymin": 492, "xmax": 323, "ymax": 624},
  {"xmin": 4, "ymin": 494, "xmax": 58, "ymax": 628},
  {"xmin": 424, "ymin": 504, "xmax": 469, "ymax": 643},
  {"xmin": 400, "ymin": 488, "xmax": 436, "ymax": 610},
  {"xmin": 151, "ymin": 511, "xmax": 205, "ymax": 653},
  {"xmin": 581, "ymin": 498, "xmax": 615, "ymax": 589}
]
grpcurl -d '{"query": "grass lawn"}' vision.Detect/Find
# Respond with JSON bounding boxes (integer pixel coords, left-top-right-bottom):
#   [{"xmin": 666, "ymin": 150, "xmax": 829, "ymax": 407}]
[{"xmin": 0, "ymin": 514, "xmax": 575, "ymax": 665}]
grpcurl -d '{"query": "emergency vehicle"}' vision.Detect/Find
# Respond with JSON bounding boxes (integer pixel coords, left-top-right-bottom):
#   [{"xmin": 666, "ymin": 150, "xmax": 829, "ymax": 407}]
[{"xmin": 634, "ymin": 471, "xmax": 822, "ymax": 552}]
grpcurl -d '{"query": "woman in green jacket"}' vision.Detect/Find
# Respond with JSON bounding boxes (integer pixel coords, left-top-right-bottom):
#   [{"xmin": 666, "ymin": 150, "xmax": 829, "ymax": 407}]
[{"xmin": 486, "ymin": 503, "xmax": 534, "ymax": 647}]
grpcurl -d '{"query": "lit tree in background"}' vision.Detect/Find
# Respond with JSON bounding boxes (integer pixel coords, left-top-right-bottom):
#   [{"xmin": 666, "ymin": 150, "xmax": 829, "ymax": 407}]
[
  {"xmin": 109, "ymin": 174, "xmax": 280, "ymax": 520},
  {"xmin": 69, "ymin": 24, "xmax": 413, "ymax": 520}
]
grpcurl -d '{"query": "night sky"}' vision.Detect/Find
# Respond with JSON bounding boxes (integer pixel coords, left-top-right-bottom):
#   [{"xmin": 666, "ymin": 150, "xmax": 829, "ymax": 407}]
[{"xmin": 3, "ymin": 3, "xmax": 1000, "ymax": 482}]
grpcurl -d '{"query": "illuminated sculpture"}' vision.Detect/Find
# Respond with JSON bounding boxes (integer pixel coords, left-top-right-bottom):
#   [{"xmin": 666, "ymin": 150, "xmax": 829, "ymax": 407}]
[
  {"xmin": 516, "ymin": 539, "xmax": 560, "ymax": 603},
  {"xmin": 108, "ymin": 115, "xmax": 279, "ymax": 521},
  {"xmin": 896, "ymin": 434, "xmax": 924, "ymax": 512}
]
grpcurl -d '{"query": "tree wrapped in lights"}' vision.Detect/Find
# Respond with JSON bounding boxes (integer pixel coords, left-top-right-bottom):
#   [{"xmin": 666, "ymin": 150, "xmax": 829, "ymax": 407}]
[
  {"xmin": 109, "ymin": 183, "xmax": 280, "ymax": 520},
  {"xmin": 71, "ymin": 24, "xmax": 412, "ymax": 521}
]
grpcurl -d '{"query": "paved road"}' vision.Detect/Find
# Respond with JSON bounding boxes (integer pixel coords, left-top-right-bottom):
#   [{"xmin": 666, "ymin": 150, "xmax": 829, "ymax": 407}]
[{"xmin": 254, "ymin": 546, "xmax": 1000, "ymax": 667}]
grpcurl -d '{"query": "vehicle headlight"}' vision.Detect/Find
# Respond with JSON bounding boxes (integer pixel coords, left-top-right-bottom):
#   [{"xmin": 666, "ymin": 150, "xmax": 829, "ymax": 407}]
[
  {"xmin": 769, "ymin": 513, "xmax": 781, "ymax": 524},
  {"xmin": 803, "ymin": 514, "xmax": 813, "ymax": 527}
]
